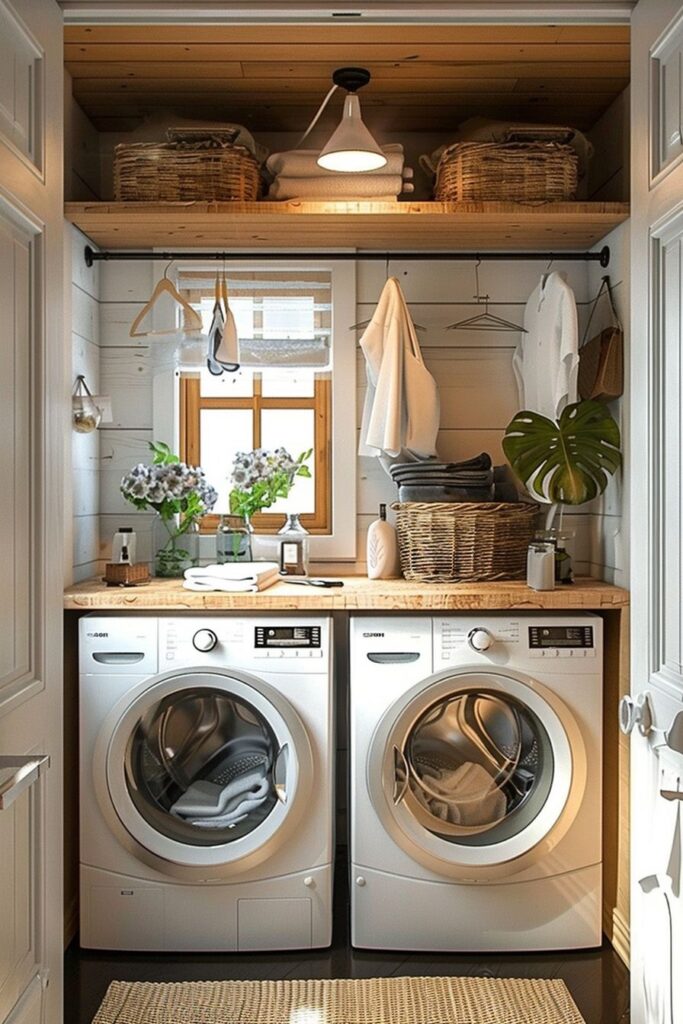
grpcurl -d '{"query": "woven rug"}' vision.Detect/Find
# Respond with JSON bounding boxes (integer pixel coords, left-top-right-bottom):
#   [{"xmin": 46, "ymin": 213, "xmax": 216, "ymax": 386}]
[{"xmin": 92, "ymin": 975, "xmax": 586, "ymax": 1024}]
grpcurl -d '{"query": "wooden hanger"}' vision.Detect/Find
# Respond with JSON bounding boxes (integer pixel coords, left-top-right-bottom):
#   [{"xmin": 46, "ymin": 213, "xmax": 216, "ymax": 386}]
[{"xmin": 129, "ymin": 261, "xmax": 203, "ymax": 338}]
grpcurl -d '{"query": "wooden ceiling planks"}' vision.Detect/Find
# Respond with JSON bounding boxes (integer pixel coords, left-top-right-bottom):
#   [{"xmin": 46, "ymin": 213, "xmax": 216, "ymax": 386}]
[{"xmin": 64, "ymin": 23, "xmax": 630, "ymax": 133}]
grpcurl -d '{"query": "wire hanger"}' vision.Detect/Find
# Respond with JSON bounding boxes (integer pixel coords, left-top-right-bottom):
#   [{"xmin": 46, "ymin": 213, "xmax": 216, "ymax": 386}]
[
  {"xmin": 349, "ymin": 255, "xmax": 425, "ymax": 332},
  {"xmin": 447, "ymin": 259, "xmax": 527, "ymax": 334},
  {"xmin": 129, "ymin": 259, "xmax": 203, "ymax": 338},
  {"xmin": 541, "ymin": 255, "xmax": 554, "ymax": 290}
]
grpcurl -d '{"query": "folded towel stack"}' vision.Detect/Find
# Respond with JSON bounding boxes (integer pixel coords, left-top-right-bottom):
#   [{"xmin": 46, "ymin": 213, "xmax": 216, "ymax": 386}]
[
  {"xmin": 183, "ymin": 562, "xmax": 280, "ymax": 593},
  {"xmin": 265, "ymin": 145, "xmax": 414, "ymax": 201},
  {"xmin": 389, "ymin": 455, "xmax": 520, "ymax": 504}
]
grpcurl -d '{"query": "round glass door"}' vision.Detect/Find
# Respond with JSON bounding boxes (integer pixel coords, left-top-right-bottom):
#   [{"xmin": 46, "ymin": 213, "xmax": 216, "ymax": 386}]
[
  {"xmin": 399, "ymin": 689, "xmax": 553, "ymax": 846},
  {"xmin": 99, "ymin": 669, "xmax": 312, "ymax": 872},
  {"xmin": 370, "ymin": 669, "xmax": 583, "ymax": 875},
  {"xmin": 125, "ymin": 686, "xmax": 281, "ymax": 847}
]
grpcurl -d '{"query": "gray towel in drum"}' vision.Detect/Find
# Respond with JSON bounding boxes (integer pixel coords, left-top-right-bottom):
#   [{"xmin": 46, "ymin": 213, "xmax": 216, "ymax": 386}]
[
  {"xmin": 187, "ymin": 776, "xmax": 272, "ymax": 829},
  {"xmin": 171, "ymin": 766, "xmax": 268, "ymax": 818}
]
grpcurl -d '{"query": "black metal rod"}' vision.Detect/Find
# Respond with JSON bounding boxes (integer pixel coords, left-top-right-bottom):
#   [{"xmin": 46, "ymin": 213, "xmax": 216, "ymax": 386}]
[{"xmin": 84, "ymin": 244, "xmax": 610, "ymax": 268}]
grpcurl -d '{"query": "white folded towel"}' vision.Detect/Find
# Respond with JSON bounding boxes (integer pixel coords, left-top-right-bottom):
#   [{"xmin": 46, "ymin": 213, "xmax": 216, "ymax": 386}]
[
  {"xmin": 268, "ymin": 174, "xmax": 408, "ymax": 200},
  {"xmin": 266, "ymin": 144, "xmax": 404, "ymax": 178},
  {"xmin": 183, "ymin": 562, "xmax": 279, "ymax": 593}
]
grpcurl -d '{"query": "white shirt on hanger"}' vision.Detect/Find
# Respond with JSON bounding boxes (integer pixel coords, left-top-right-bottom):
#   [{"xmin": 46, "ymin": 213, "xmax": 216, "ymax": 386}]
[{"xmin": 512, "ymin": 271, "xmax": 579, "ymax": 421}]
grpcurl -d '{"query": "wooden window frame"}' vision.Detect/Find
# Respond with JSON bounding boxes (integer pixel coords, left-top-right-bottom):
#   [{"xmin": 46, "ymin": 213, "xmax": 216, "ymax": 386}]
[{"xmin": 180, "ymin": 372, "xmax": 332, "ymax": 535}]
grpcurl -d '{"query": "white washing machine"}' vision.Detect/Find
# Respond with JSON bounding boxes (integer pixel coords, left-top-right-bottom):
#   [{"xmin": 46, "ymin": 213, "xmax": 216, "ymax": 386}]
[
  {"xmin": 350, "ymin": 614, "xmax": 603, "ymax": 952},
  {"xmin": 79, "ymin": 615, "xmax": 334, "ymax": 952}
]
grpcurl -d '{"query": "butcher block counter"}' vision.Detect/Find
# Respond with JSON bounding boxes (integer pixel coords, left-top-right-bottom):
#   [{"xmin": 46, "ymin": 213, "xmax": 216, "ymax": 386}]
[{"xmin": 64, "ymin": 574, "xmax": 628, "ymax": 611}]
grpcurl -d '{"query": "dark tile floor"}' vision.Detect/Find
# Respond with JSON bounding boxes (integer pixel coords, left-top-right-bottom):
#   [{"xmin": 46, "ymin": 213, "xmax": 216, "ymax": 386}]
[{"xmin": 64, "ymin": 856, "xmax": 630, "ymax": 1024}]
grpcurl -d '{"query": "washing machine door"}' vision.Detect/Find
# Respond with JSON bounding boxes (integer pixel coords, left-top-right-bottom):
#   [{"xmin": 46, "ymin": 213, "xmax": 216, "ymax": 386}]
[
  {"xmin": 368, "ymin": 668, "xmax": 586, "ymax": 879},
  {"xmin": 94, "ymin": 668, "xmax": 313, "ymax": 877}
]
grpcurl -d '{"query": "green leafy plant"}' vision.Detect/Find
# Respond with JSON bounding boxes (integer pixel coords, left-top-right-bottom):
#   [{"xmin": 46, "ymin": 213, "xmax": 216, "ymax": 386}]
[
  {"xmin": 502, "ymin": 400, "xmax": 622, "ymax": 506},
  {"xmin": 229, "ymin": 447, "xmax": 312, "ymax": 519},
  {"xmin": 120, "ymin": 441, "xmax": 218, "ymax": 577}
]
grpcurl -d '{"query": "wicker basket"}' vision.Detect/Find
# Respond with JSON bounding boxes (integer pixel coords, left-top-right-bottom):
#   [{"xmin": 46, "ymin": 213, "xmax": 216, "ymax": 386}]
[
  {"xmin": 392, "ymin": 502, "xmax": 539, "ymax": 583},
  {"xmin": 114, "ymin": 140, "xmax": 261, "ymax": 202},
  {"xmin": 434, "ymin": 141, "xmax": 578, "ymax": 203}
]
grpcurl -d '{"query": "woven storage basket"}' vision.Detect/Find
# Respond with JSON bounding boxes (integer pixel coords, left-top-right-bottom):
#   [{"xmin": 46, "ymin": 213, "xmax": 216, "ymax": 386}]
[
  {"xmin": 434, "ymin": 141, "xmax": 578, "ymax": 203},
  {"xmin": 393, "ymin": 502, "xmax": 539, "ymax": 583},
  {"xmin": 114, "ymin": 141, "xmax": 261, "ymax": 202}
]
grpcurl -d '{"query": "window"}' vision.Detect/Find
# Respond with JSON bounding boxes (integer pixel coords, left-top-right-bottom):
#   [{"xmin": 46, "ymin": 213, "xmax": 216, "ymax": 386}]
[
  {"xmin": 178, "ymin": 269, "xmax": 336, "ymax": 536},
  {"xmin": 180, "ymin": 367, "xmax": 331, "ymax": 533}
]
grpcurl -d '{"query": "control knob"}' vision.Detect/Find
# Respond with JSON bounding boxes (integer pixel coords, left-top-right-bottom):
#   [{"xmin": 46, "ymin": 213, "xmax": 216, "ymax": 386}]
[
  {"xmin": 467, "ymin": 627, "xmax": 494, "ymax": 653},
  {"xmin": 192, "ymin": 629, "xmax": 218, "ymax": 653}
]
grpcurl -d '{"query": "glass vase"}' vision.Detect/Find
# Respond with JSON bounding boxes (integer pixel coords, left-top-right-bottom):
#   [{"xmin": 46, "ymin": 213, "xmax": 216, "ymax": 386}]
[
  {"xmin": 152, "ymin": 514, "xmax": 199, "ymax": 578},
  {"xmin": 216, "ymin": 514, "xmax": 254, "ymax": 563}
]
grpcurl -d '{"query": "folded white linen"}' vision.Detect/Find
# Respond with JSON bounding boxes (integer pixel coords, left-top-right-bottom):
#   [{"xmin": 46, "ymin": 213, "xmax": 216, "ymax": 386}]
[
  {"xmin": 266, "ymin": 144, "xmax": 404, "ymax": 178},
  {"xmin": 183, "ymin": 562, "xmax": 279, "ymax": 593},
  {"xmin": 268, "ymin": 174, "xmax": 407, "ymax": 200}
]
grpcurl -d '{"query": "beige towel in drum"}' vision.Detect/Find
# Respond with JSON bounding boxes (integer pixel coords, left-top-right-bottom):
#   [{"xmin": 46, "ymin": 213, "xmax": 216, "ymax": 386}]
[{"xmin": 411, "ymin": 762, "xmax": 507, "ymax": 827}]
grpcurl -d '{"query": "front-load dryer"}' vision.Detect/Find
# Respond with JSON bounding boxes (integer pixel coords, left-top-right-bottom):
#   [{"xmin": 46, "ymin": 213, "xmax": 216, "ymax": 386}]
[
  {"xmin": 79, "ymin": 615, "xmax": 333, "ymax": 951},
  {"xmin": 350, "ymin": 614, "xmax": 603, "ymax": 952}
]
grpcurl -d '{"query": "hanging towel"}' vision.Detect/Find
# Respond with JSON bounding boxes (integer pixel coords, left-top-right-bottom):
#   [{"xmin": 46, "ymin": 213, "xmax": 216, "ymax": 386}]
[
  {"xmin": 266, "ymin": 144, "xmax": 406, "ymax": 178},
  {"xmin": 512, "ymin": 271, "xmax": 579, "ymax": 421},
  {"xmin": 183, "ymin": 562, "xmax": 279, "ymax": 593},
  {"xmin": 358, "ymin": 277, "xmax": 440, "ymax": 462}
]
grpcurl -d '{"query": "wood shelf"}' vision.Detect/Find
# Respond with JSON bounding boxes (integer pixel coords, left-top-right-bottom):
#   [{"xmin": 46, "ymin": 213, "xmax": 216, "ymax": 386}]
[
  {"xmin": 64, "ymin": 200, "xmax": 630, "ymax": 253},
  {"xmin": 63, "ymin": 575, "xmax": 629, "ymax": 611}
]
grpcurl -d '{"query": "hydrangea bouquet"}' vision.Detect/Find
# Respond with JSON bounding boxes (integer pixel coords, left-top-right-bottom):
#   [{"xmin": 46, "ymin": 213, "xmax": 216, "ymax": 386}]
[
  {"xmin": 121, "ymin": 441, "xmax": 217, "ymax": 577},
  {"xmin": 229, "ymin": 447, "xmax": 312, "ymax": 519}
]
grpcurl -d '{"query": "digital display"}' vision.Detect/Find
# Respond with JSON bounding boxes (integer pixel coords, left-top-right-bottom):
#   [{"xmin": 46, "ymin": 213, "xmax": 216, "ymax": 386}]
[
  {"xmin": 529, "ymin": 626, "xmax": 594, "ymax": 649},
  {"xmin": 255, "ymin": 626, "xmax": 321, "ymax": 648}
]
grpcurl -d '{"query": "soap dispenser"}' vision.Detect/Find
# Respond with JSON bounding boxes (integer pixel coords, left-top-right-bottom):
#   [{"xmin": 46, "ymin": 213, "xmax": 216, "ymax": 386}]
[{"xmin": 366, "ymin": 504, "xmax": 401, "ymax": 580}]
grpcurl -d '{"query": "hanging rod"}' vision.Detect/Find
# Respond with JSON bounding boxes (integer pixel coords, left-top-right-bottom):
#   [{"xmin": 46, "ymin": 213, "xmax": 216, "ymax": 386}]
[{"xmin": 84, "ymin": 244, "xmax": 610, "ymax": 268}]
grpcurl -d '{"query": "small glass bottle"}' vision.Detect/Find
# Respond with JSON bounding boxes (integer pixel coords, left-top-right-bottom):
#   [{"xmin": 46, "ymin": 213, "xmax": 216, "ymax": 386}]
[
  {"xmin": 112, "ymin": 527, "xmax": 136, "ymax": 565},
  {"xmin": 278, "ymin": 513, "xmax": 310, "ymax": 576}
]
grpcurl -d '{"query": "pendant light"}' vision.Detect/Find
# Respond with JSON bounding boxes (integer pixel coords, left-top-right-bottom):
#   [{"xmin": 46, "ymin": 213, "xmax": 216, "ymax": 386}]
[{"xmin": 316, "ymin": 68, "xmax": 387, "ymax": 173}]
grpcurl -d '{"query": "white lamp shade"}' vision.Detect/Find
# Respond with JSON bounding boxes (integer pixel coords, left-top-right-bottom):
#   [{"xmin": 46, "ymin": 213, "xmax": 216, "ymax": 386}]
[{"xmin": 317, "ymin": 94, "xmax": 387, "ymax": 173}]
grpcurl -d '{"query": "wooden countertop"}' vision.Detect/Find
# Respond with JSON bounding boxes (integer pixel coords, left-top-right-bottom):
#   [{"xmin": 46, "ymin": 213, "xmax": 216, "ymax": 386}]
[{"xmin": 64, "ymin": 575, "xmax": 628, "ymax": 611}]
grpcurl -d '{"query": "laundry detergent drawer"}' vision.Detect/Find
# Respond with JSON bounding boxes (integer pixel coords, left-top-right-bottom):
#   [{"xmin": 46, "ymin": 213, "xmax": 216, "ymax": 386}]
[{"xmin": 79, "ymin": 617, "xmax": 158, "ymax": 675}]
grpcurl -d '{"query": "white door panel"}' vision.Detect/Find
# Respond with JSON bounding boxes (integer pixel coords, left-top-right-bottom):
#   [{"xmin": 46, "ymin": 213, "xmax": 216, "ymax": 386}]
[
  {"xmin": 632, "ymin": 2, "xmax": 683, "ymax": 1021},
  {"xmin": 0, "ymin": 1, "xmax": 63, "ymax": 1023}
]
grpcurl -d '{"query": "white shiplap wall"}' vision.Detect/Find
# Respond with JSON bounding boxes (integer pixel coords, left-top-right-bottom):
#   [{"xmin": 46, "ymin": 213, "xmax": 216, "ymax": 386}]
[
  {"xmin": 89, "ymin": 252, "xmax": 626, "ymax": 582},
  {"xmin": 69, "ymin": 226, "xmax": 101, "ymax": 583}
]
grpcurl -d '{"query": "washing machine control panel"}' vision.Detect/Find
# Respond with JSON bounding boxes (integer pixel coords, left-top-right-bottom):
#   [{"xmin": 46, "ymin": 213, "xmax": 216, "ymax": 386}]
[
  {"xmin": 255, "ymin": 625, "xmax": 321, "ymax": 648},
  {"xmin": 528, "ymin": 624, "xmax": 595, "ymax": 657}
]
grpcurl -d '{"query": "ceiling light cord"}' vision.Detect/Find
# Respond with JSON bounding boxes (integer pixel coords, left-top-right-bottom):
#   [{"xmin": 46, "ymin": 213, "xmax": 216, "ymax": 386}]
[{"xmin": 296, "ymin": 83, "xmax": 339, "ymax": 149}]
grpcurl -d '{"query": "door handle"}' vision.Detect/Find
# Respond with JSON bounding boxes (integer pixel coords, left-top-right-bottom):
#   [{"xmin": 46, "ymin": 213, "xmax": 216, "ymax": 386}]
[
  {"xmin": 392, "ymin": 746, "xmax": 410, "ymax": 805},
  {"xmin": 619, "ymin": 693, "xmax": 653, "ymax": 737},
  {"xmin": 0, "ymin": 755, "xmax": 49, "ymax": 810},
  {"xmin": 274, "ymin": 744, "xmax": 288, "ymax": 804},
  {"xmin": 660, "ymin": 789, "xmax": 683, "ymax": 801}
]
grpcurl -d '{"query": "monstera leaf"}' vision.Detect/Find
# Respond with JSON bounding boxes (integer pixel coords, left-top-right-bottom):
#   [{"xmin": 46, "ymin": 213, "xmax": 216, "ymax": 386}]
[{"xmin": 502, "ymin": 400, "xmax": 621, "ymax": 506}]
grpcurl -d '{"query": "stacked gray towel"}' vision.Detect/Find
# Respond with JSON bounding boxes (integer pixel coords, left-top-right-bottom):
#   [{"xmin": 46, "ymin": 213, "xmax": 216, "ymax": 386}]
[{"xmin": 390, "ymin": 455, "xmax": 519, "ymax": 503}]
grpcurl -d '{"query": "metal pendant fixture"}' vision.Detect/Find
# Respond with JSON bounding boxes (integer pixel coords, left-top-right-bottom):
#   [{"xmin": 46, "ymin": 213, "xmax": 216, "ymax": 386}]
[{"xmin": 317, "ymin": 68, "xmax": 387, "ymax": 173}]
